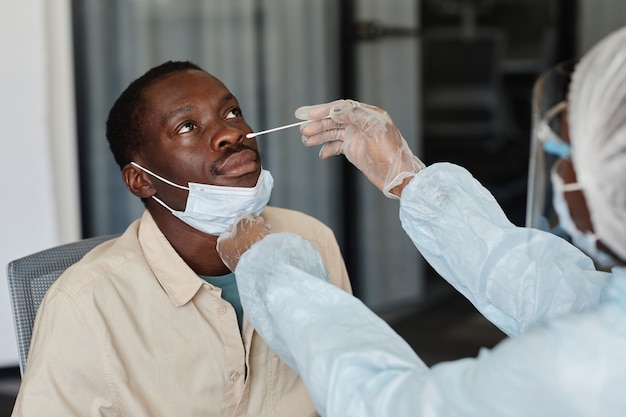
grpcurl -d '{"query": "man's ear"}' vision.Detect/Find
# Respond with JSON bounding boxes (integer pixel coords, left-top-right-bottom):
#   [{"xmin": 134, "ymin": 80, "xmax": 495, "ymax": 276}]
[{"xmin": 122, "ymin": 163, "xmax": 155, "ymax": 199}]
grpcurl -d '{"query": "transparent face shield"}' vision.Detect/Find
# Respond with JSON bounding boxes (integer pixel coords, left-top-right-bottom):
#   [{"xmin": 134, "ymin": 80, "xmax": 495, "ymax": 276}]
[
  {"xmin": 526, "ymin": 61, "xmax": 622, "ymax": 270},
  {"xmin": 526, "ymin": 61, "xmax": 576, "ymax": 232}
]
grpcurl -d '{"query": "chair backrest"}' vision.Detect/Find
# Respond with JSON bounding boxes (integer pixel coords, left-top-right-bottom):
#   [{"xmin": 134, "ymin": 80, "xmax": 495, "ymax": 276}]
[{"xmin": 6, "ymin": 234, "xmax": 118, "ymax": 376}]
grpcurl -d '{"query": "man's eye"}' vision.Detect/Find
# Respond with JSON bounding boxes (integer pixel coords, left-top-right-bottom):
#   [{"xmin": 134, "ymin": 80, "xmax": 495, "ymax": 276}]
[
  {"xmin": 225, "ymin": 108, "xmax": 242, "ymax": 120},
  {"xmin": 178, "ymin": 122, "xmax": 196, "ymax": 134}
]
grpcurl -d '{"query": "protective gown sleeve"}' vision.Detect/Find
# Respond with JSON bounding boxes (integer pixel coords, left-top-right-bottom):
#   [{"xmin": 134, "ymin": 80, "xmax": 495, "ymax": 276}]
[
  {"xmin": 234, "ymin": 162, "xmax": 616, "ymax": 417},
  {"xmin": 399, "ymin": 163, "xmax": 609, "ymax": 336},
  {"xmin": 235, "ymin": 232, "xmax": 430, "ymax": 417}
]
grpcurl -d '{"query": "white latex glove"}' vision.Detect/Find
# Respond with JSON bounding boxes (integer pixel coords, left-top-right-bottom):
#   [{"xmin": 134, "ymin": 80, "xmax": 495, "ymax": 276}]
[
  {"xmin": 216, "ymin": 215, "xmax": 271, "ymax": 271},
  {"xmin": 295, "ymin": 99, "xmax": 425, "ymax": 198}
]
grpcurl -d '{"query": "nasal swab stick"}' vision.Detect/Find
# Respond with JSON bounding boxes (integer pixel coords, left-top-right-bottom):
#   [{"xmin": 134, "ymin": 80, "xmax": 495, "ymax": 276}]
[{"xmin": 246, "ymin": 115, "xmax": 332, "ymax": 138}]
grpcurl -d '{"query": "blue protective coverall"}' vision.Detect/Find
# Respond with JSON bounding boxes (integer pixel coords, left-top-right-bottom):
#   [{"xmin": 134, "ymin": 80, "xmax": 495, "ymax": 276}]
[{"xmin": 234, "ymin": 163, "xmax": 626, "ymax": 417}]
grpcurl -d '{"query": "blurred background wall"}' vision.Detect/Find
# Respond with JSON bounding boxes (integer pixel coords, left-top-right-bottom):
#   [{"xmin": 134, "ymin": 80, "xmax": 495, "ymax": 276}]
[
  {"xmin": 0, "ymin": 0, "xmax": 79, "ymax": 367},
  {"xmin": 2, "ymin": 0, "xmax": 626, "ymax": 369}
]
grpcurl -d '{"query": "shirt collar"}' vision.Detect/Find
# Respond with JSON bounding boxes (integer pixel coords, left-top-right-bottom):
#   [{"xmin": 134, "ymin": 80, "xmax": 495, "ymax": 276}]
[{"xmin": 138, "ymin": 210, "xmax": 204, "ymax": 306}]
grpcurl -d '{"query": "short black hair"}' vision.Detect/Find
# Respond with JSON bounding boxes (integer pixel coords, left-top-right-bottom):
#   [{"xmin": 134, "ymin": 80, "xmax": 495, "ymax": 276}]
[{"xmin": 105, "ymin": 60, "xmax": 203, "ymax": 169}]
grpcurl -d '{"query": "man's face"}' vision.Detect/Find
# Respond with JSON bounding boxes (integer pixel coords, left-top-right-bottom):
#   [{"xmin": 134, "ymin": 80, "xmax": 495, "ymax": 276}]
[{"xmin": 136, "ymin": 69, "xmax": 260, "ymax": 207}]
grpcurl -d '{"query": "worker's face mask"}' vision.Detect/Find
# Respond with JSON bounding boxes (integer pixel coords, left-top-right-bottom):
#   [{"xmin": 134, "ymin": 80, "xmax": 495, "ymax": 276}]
[
  {"xmin": 130, "ymin": 162, "xmax": 273, "ymax": 236},
  {"xmin": 550, "ymin": 161, "xmax": 619, "ymax": 269}
]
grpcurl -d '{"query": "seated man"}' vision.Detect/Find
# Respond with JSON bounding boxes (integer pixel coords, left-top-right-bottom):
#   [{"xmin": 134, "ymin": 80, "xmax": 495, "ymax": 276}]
[{"xmin": 11, "ymin": 61, "xmax": 352, "ymax": 417}]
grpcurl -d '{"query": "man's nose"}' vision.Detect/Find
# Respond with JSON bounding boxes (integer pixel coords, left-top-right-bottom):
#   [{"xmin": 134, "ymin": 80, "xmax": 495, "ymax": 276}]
[{"xmin": 210, "ymin": 122, "xmax": 245, "ymax": 151}]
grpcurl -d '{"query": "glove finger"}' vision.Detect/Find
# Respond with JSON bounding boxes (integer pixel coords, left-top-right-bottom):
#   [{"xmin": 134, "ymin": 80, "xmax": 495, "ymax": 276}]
[
  {"xmin": 238, "ymin": 215, "xmax": 270, "ymax": 237},
  {"xmin": 295, "ymin": 99, "xmax": 358, "ymax": 120},
  {"xmin": 295, "ymin": 103, "xmax": 332, "ymax": 120},
  {"xmin": 302, "ymin": 128, "xmax": 345, "ymax": 147},
  {"xmin": 318, "ymin": 140, "xmax": 344, "ymax": 159},
  {"xmin": 300, "ymin": 116, "xmax": 336, "ymax": 137},
  {"xmin": 301, "ymin": 120, "xmax": 346, "ymax": 147},
  {"xmin": 343, "ymin": 106, "xmax": 393, "ymax": 137},
  {"xmin": 217, "ymin": 215, "xmax": 262, "ymax": 246}
]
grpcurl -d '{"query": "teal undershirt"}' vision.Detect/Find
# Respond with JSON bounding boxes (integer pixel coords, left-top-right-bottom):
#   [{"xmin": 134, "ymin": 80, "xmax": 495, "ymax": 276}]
[{"xmin": 199, "ymin": 273, "xmax": 243, "ymax": 331}]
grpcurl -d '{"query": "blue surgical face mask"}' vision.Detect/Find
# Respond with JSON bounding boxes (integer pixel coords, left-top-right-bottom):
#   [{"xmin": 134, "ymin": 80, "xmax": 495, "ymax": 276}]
[
  {"xmin": 550, "ymin": 161, "xmax": 619, "ymax": 270},
  {"xmin": 539, "ymin": 100, "xmax": 571, "ymax": 159},
  {"xmin": 130, "ymin": 162, "xmax": 274, "ymax": 235}
]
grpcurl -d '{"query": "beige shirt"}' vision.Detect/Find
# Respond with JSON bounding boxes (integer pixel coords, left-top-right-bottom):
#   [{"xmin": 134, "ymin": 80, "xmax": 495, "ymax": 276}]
[{"xmin": 12, "ymin": 207, "xmax": 351, "ymax": 417}]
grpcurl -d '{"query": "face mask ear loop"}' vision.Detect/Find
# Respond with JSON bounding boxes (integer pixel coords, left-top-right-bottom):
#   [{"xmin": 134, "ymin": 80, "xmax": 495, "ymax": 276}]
[
  {"xmin": 559, "ymin": 180, "xmax": 601, "ymax": 246},
  {"xmin": 562, "ymin": 182, "xmax": 584, "ymax": 192},
  {"xmin": 151, "ymin": 195, "xmax": 177, "ymax": 214},
  {"xmin": 130, "ymin": 161, "xmax": 190, "ymax": 191}
]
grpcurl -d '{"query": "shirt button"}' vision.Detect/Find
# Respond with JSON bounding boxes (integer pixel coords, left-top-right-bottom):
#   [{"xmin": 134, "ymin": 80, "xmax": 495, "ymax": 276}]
[
  {"xmin": 218, "ymin": 305, "xmax": 227, "ymax": 314},
  {"xmin": 230, "ymin": 372, "xmax": 240, "ymax": 382}
]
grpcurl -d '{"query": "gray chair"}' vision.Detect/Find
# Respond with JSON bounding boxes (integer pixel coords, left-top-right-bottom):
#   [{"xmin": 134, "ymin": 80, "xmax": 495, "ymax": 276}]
[{"xmin": 6, "ymin": 234, "xmax": 118, "ymax": 376}]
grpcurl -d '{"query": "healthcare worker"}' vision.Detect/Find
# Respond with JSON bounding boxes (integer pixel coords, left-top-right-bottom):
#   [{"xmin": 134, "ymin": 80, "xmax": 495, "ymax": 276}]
[{"xmin": 217, "ymin": 27, "xmax": 626, "ymax": 416}]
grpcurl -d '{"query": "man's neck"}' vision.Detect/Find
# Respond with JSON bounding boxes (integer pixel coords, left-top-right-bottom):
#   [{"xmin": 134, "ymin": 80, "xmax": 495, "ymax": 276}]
[{"xmin": 148, "ymin": 205, "xmax": 231, "ymax": 276}]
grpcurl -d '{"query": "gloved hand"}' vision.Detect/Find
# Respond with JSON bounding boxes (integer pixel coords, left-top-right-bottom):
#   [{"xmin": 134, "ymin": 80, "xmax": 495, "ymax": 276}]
[
  {"xmin": 216, "ymin": 215, "xmax": 271, "ymax": 271},
  {"xmin": 295, "ymin": 99, "xmax": 425, "ymax": 198}
]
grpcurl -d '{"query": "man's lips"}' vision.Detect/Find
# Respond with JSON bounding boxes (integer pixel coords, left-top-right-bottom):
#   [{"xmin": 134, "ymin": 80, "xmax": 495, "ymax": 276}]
[{"xmin": 217, "ymin": 148, "xmax": 260, "ymax": 177}]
